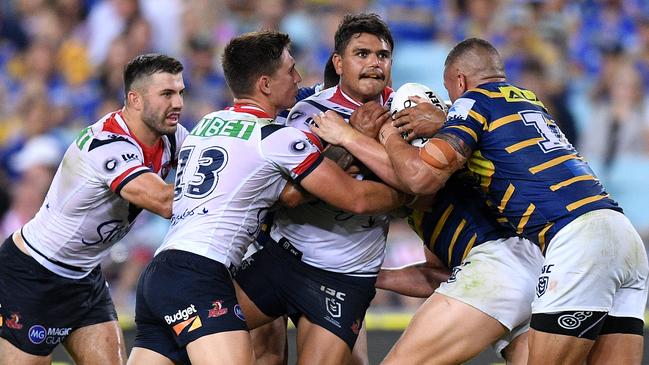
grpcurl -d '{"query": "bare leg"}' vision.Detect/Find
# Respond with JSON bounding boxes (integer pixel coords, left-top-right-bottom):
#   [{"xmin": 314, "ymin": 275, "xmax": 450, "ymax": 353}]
[
  {"xmin": 381, "ymin": 293, "xmax": 507, "ymax": 365},
  {"xmin": 587, "ymin": 333, "xmax": 643, "ymax": 365},
  {"xmin": 527, "ymin": 329, "xmax": 593, "ymax": 365},
  {"xmin": 0, "ymin": 338, "xmax": 52, "ymax": 365},
  {"xmin": 127, "ymin": 347, "xmax": 176, "ymax": 365},
  {"xmin": 502, "ymin": 332, "xmax": 528, "ymax": 365},
  {"xmin": 63, "ymin": 320, "xmax": 127, "ymax": 365},
  {"xmin": 186, "ymin": 331, "xmax": 254, "ymax": 365},
  {"xmin": 295, "ymin": 316, "xmax": 351, "ymax": 365},
  {"xmin": 251, "ymin": 316, "xmax": 288, "ymax": 365},
  {"xmin": 349, "ymin": 324, "xmax": 368, "ymax": 365}
]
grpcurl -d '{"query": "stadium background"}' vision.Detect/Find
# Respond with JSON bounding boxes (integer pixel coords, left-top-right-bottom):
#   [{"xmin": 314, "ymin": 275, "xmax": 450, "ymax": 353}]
[{"xmin": 0, "ymin": 0, "xmax": 647, "ymax": 363}]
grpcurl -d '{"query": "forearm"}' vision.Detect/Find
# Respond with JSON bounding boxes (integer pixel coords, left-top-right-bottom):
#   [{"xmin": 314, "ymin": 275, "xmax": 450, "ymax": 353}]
[
  {"xmin": 341, "ymin": 132, "xmax": 407, "ymax": 190},
  {"xmin": 350, "ymin": 179, "xmax": 407, "ymax": 215},
  {"xmin": 383, "ymin": 134, "xmax": 448, "ymax": 195},
  {"xmin": 376, "ymin": 262, "xmax": 450, "ymax": 298}
]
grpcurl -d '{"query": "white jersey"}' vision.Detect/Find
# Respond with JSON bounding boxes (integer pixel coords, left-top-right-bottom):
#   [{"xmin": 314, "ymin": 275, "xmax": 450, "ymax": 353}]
[
  {"xmin": 21, "ymin": 111, "xmax": 187, "ymax": 279},
  {"xmin": 157, "ymin": 105, "xmax": 323, "ymax": 268},
  {"xmin": 271, "ymin": 86, "xmax": 394, "ymax": 276}
]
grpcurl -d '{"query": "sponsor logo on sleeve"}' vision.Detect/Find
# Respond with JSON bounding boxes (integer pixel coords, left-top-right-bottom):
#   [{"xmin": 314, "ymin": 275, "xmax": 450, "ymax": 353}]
[
  {"xmin": 447, "ymin": 98, "xmax": 475, "ymax": 120},
  {"xmin": 104, "ymin": 158, "xmax": 118, "ymax": 171},
  {"xmin": 291, "ymin": 140, "xmax": 307, "ymax": 153}
]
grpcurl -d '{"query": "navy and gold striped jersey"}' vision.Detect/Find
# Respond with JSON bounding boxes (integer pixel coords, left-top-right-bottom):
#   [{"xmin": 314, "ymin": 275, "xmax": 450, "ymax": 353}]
[
  {"xmin": 407, "ymin": 175, "xmax": 516, "ymax": 268},
  {"xmin": 440, "ymin": 81, "xmax": 621, "ymax": 252}
]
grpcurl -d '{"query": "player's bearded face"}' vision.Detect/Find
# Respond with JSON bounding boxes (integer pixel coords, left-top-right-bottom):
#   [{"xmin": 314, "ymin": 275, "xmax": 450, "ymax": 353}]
[
  {"xmin": 337, "ymin": 33, "xmax": 392, "ymax": 103},
  {"xmin": 141, "ymin": 72, "xmax": 184, "ymax": 135}
]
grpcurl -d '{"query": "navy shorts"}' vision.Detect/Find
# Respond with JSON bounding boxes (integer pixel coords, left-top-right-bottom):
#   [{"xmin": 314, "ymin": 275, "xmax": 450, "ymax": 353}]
[
  {"xmin": 0, "ymin": 237, "xmax": 117, "ymax": 356},
  {"xmin": 234, "ymin": 238, "xmax": 376, "ymax": 349},
  {"xmin": 133, "ymin": 250, "xmax": 247, "ymax": 364}
]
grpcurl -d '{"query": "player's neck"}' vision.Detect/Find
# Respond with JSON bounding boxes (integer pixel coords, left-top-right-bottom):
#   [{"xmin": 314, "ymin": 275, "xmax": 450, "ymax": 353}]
[
  {"xmin": 120, "ymin": 107, "xmax": 160, "ymax": 147},
  {"xmin": 338, "ymin": 85, "xmax": 380, "ymax": 105},
  {"xmin": 233, "ymin": 97, "xmax": 277, "ymax": 117}
]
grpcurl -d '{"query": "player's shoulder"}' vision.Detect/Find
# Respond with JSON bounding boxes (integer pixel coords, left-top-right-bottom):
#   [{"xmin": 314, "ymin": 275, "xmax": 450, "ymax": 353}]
[{"xmin": 77, "ymin": 113, "xmax": 139, "ymax": 155}]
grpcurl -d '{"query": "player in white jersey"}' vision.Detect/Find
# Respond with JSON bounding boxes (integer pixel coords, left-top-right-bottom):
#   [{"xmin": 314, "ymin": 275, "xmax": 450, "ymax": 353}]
[
  {"xmin": 128, "ymin": 31, "xmax": 406, "ymax": 365},
  {"xmin": 234, "ymin": 14, "xmax": 397, "ymax": 365},
  {"xmin": 0, "ymin": 54, "xmax": 186, "ymax": 364}
]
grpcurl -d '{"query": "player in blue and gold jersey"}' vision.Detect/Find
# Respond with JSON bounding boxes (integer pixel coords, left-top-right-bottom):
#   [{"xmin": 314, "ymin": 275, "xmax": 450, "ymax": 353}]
[
  {"xmin": 369, "ymin": 38, "xmax": 648, "ymax": 365},
  {"xmin": 310, "ymin": 89, "xmax": 544, "ymax": 362}
]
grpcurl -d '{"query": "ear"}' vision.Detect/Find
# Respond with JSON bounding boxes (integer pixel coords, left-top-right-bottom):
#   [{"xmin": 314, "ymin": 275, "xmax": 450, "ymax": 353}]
[
  {"xmin": 332, "ymin": 53, "xmax": 343, "ymax": 76},
  {"xmin": 126, "ymin": 90, "xmax": 142, "ymax": 110},
  {"xmin": 458, "ymin": 73, "xmax": 468, "ymax": 94},
  {"xmin": 258, "ymin": 75, "xmax": 272, "ymax": 96}
]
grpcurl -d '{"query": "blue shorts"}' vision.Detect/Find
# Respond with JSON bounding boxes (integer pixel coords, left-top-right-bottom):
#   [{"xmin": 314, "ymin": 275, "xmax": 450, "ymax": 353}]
[
  {"xmin": 234, "ymin": 239, "xmax": 376, "ymax": 349},
  {"xmin": 0, "ymin": 237, "xmax": 117, "ymax": 356},
  {"xmin": 133, "ymin": 250, "xmax": 247, "ymax": 364}
]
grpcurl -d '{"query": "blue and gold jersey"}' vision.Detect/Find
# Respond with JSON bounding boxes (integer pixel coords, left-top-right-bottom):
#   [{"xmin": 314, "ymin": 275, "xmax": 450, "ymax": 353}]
[
  {"xmin": 407, "ymin": 175, "xmax": 516, "ymax": 268},
  {"xmin": 440, "ymin": 82, "xmax": 621, "ymax": 251}
]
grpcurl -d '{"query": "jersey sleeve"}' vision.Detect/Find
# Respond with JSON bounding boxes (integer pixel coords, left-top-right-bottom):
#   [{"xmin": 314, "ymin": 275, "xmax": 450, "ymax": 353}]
[
  {"xmin": 260, "ymin": 125, "xmax": 323, "ymax": 184},
  {"xmin": 84, "ymin": 134, "xmax": 151, "ymax": 195},
  {"xmin": 437, "ymin": 93, "xmax": 488, "ymax": 151},
  {"xmin": 285, "ymin": 100, "xmax": 323, "ymax": 133}
]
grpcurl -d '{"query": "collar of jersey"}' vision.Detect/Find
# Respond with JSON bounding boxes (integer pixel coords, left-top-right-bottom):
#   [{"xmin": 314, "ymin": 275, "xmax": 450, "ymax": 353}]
[{"xmin": 229, "ymin": 104, "xmax": 273, "ymax": 119}]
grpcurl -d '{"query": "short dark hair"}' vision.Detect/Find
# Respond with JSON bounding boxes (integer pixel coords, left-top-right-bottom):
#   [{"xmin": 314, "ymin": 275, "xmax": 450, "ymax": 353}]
[
  {"xmin": 222, "ymin": 31, "xmax": 291, "ymax": 97},
  {"xmin": 334, "ymin": 13, "xmax": 394, "ymax": 56},
  {"xmin": 445, "ymin": 37, "xmax": 501, "ymax": 67},
  {"xmin": 123, "ymin": 53, "xmax": 183, "ymax": 95},
  {"xmin": 323, "ymin": 53, "xmax": 339, "ymax": 88}
]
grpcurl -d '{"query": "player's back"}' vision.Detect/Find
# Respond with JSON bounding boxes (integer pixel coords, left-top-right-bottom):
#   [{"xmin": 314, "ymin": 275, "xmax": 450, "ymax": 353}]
[
  {"xmin": 441, "ymin": 82, "xmax": 621, "ymax": 250},
  {"xmin": 159, "ymin": 105, "xmax": 322, "ymax": 268},
  {"xmin": 272, "ymin": 86, "xmax": 392, "ymax": 276}
]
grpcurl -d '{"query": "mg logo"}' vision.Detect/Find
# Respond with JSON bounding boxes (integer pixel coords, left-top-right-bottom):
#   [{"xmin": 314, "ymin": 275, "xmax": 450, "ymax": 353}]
[{"xmin": 28, "ymin": 325, "xmax": 46, "ymax": 344}]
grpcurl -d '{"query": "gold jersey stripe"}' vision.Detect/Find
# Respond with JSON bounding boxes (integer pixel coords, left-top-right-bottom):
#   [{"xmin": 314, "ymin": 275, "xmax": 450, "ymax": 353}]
[
  {"xmin": 499, "ymin": 184, "xmax": 515, "ymax": 212},
  {"xmin": 497, "ymin": 217, "xmax": 509, "ymax": 223},
  {"xmin": 469, "ymin": 110, "xmax": 487, "ymax": 127},
  {"xmin": 448, "ymin": 219, "xmax": 467, "ymax": 267},
  {"xmin": 470, "ymin": 88, "xmax": 503, "ymax": 98},
  {"xmin": 529, "ymin": 154, "xmax": 578, "ymax": 174},
  {"xmin": 538, "ymin": 222, "xmax": 554, "ymax": 252},
  {"xmin": 462, "ymin": 233, "xmax": 478, "ymax": 261},
  {"xmin": 411, "ymin": 210, "xmax": 426, "ymax": 238},
  {"xmin": 517, "ymin": 203, "xmax": 536, "ymax": 233},
  {"xmin": 489, "ymin": 114, "xmax": 520, "ymax": 131},
  {"xmin": 566, "ymin": 194, "xmax": 608, "ymax": 212},
  {"xmin": 430, "ymin": 204, "xmax": 454, "ymax": 250},
  {"xmin": 505, "ymin": 138, "xmax": 543, "ymax": 153},
  {"xmin": 447, "ymin": 125, "xmax": 478, "ymax": 142},
  {"xmin": 550, "ymin": 175, "xmax": 597, "ymax": 191}
]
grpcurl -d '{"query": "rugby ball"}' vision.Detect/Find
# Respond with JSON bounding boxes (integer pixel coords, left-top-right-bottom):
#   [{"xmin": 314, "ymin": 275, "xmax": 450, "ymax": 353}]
[{"xmin": 390, "ymin": 83, "xmax": 449, "ymax": 147}]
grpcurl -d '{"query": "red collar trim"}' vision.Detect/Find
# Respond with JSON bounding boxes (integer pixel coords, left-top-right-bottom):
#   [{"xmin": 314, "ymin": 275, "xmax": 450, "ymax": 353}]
[{"xmin": 228, "ymin": 104, "xmax": 273, "ymax": 119}]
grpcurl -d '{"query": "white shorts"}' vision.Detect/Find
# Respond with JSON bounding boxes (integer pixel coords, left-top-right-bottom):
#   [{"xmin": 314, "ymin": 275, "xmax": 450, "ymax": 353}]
[
  {"xmin": 435, "ymin": 236, "xmax": 544, "ymax": 354},
  {"xmin": 531, "ymin": 209, "xmax": 649, "ymax": 319}
]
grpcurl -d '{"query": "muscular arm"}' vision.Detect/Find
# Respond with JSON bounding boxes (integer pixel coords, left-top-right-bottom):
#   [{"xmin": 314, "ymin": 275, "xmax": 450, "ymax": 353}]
[
  {"xmin": 310, "ymin": 111, "xmax": 406, "ymax": 190},
  {"xmin": 375, "ymin": 247, "xmax": 450, "ymax": 298},
  {"xmin": 299, "ymin": 158, "xmax": 407, "ymax": 215},
  {"xmin": 380, "ymin": 127, "xmax": 471, "ymax": 196},
  {"xmin": 119, "ymin": 172, "xmax": 173, "ymax": 218}
]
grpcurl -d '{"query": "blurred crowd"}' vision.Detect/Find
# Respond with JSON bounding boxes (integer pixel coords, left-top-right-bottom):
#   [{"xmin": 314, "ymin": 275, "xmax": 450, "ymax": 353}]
[{"xmin": 0, "ymin": 0, "xmax": 649, "ymax": 314}]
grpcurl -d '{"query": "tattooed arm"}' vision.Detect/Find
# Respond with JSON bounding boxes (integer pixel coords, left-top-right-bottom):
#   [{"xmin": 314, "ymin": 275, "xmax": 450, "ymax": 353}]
[{"xmin": 379, "ymin": 124, "xmax": 472, "ymax": 196}]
